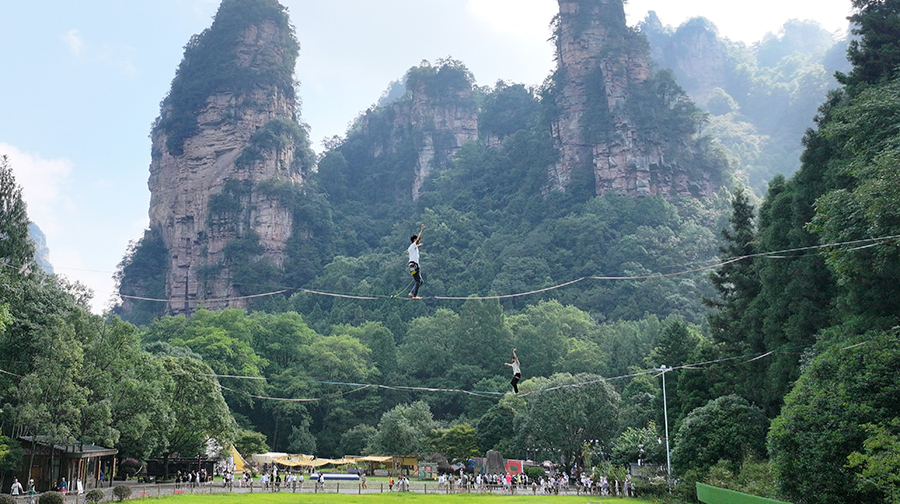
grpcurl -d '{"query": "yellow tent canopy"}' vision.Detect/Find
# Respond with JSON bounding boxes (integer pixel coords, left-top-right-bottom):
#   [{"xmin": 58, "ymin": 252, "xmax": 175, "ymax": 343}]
[
  {"xmin": 303, "ymin": 459, "xmax": 336, "ymax": 467},
  {"xmin": 248, "ymin": 452, "xmax": 290, "ymax": 465},
  {"xmin": 355, "ymin": 456, "xmax": 393, "ymax": 463},
  {"xmin": 231, "ymin": 447, "xmax": 247, "ymax": 472}
]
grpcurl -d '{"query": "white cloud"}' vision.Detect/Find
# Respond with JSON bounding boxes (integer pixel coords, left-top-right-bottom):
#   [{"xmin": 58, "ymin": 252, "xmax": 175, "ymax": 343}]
[
  {"xmin": 0, "ymin": 143, "xmax": 72, "ymax": 236},
  {"xmin": 61, "ymin": 28, "xmax": 139, "ymax": 79},
  {"xmin": 64, "ymin": 29, "xmax": 85, "ymax": 58}
]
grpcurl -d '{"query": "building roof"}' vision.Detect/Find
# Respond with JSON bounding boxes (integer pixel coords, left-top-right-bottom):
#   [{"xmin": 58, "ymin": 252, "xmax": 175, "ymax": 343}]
[{"xmin": 19, "ymin": 436, "xmax": 118, "ymax": 458}]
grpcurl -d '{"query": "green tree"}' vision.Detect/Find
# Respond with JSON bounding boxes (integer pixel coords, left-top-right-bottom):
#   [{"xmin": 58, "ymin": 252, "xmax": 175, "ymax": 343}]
[
  {"xmin": 769, "ymin": 328, "xmax": 900, "ymax": 504},
  {"xmin": 81, "ymin": 317, "xmax": 170, "ymax": 459},
  {"xmin": 286, "ymin": 423, "xmax": 316, "ymax": 455},
  {"xmin": 142, "ymin": 309, "xmax": 266, "ymax": 408},
  {"xmin": 430, "ymin": 423, "xmax": 479, "ymax": 463},
  {"xmin": 810, "ymin": 77, "xmax": 900, "ymax": 330},
  {"xmin": 671, "ymin": 394, "xmax": 768, "ymax": 479},
  {"xmin": 398, "ymin": 309, "xmax": 461, "ymax": 379},
  {"xmin": 113, "ymin": 228, "xmax": 168, "ymax": 326},
  {"xmin": 705, "ymin": 187, "xmax": 759, "ymax": 353},
  {"xmin": 610, "ymin": 421, "xmax": 665, "ymax": 466},
  {"xmin": 150, "ymin": 356, "xmax": 235, "ymax": 476},
  {"xmin": 249, "ymin": 311, "xmax": 317, "ymax": 375},
  {"xmin": 847, "ymin": 419, "xmax": 900, "ymax": 504},
  {"xmin": 368, "ymin": 401, "xmax": 435, "ymax": 456},
  {"xmin": 518, "ymin": 373, "xmax": 619, "ymax": 474},
  {"xmin": 475, "ymin": 403, "xmax": 515, "ymax": 455},
  {"xmin": 647, "ymin": 320, "xmax": 706, "ymax": 426},
  {"xmin": 233, "ymin": 429, "xmax": 269, "ymax": 458},
  {"xmin": 16, "ymin": 319, "xmax": 89, "ymax": 443},
  {"xmin": 839, "ymin": 0, "xmax": 900, "ymax": 87},
  {"xmin": 333, "ymin": 321, "xmax": 397, "ymax": 380},
  {"xmin": 0, "ymin": 155, "xmax": 35, "ymax": 270},
  {"xmin": 507, "ymin": 300, "xmax": 600, "ymax": 379},
  {"xmin": 618, "ymin": 373, "xmax": 659, "ymax": 432},
  {"xmin": 340, "ymin": 424, "xmax": 376, "ymax": 456}
]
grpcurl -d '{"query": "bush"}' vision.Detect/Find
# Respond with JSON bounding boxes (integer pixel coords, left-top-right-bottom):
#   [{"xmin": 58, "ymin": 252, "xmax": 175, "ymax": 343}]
[
  {"xmin": 0, "ymin": 494, "xmax": 16, "ymax": 504},
  {"xmin": 85, "ymin": 488, "xmax": 106, "ymax": 503},
  {"xmin": 38, "ymin": 492, "xmax": 65, "ymax": 504},
  {"xmin": 524, "ymin": 466, "xmax": 545, "ymax": 482},
  {"xmin": 119, "ymin": 458, "xmax": 143, "ymax": 478},
  {"xmin": 112, "ymin": 485, "xmax": 132, "ymax": 502}
]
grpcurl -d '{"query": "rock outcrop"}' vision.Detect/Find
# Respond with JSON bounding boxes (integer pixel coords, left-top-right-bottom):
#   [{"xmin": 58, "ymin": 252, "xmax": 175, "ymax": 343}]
[
  {"xmin": 28, "ymin": 223, "xmax": 53, "ymax": 274},
  {"xmin": 642, "ymin": 13, "xmax": 731, "ymax": 107},
  {"xmin": 143, "ymin": 0, "xmax": 311, "ymax": 315},
  {"xmin": 550, "ymin": 0, "xmax": 720, "ymax": 198},
  {"xmin": 356, "ymin": 62, "xmax": 479, "ymax": 200}
]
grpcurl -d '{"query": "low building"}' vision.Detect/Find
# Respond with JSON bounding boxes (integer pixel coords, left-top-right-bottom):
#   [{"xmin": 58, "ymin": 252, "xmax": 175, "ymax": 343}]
[{"xmin": 18, "ymin": 436, "xmax": 117, "ymax": 492}]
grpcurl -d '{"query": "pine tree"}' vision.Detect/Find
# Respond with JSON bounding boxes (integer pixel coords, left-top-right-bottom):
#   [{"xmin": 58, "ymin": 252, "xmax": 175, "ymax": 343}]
[
  {"xmin": 0, "ymin": 155, "xmax": 35, "ymax": 271},
  {"xmin": 839, "ymin": 0, "xmax": 900, "ymax": 87},
  {"xmin": 705, "ymin": 187, "xmax": 760, "ymax": 351}
]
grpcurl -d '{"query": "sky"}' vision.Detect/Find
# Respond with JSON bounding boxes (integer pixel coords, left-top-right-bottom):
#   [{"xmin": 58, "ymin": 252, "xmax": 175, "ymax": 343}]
[{"xmin": 0, "ymin": 0, "xmax": 853, "ymax": 314}]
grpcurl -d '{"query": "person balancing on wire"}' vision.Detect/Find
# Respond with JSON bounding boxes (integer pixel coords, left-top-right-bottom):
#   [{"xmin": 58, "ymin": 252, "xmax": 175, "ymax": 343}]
[
  {"xmin": 407, "ymin": 224, "xmax": 425, "ymax": 299},
  {"xmin": 505, "ymin": 349, "xmax": 521, "ymax": 394}
]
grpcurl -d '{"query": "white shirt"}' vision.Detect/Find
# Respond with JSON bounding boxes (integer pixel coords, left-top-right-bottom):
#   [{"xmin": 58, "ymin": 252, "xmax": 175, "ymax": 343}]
[
  {"xmin": 511, "ymin": 358, "xmax": 520, "ymax": 375},
  {"xmin": 408, "ymin": 241, "xmax": 420, "ymax": 264}
]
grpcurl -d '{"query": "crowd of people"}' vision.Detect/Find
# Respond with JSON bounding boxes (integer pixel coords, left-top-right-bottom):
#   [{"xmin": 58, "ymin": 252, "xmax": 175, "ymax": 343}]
[
  {"xmin": 575, "ymin": 471, "xmax": 635, "ymax": 497},
  {"xmin": 216, "ymin": 469, "xmax": 307, "ymax": 491}
]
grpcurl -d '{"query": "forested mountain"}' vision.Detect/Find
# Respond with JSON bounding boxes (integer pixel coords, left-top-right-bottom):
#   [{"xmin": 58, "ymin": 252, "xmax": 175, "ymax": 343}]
[
  {"xmin": 642, "ymin": 12, "xmax": 851, "ymax": 190},
  {"xmin": 4, "ymin": 0, "xmax": 900, "ymax": 503}
]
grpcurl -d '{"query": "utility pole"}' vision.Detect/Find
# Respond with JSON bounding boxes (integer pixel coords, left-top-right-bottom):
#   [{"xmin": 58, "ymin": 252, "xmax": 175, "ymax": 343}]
[{"xmin": 658, "ymin": 365, "xmax": 672, "ymax": 492}]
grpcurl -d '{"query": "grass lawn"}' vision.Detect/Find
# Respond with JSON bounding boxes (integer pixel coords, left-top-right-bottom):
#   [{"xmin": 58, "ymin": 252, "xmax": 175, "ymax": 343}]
[{"xmin": 137, "ymin": 492, "xmax": 651, "ymax": 504}]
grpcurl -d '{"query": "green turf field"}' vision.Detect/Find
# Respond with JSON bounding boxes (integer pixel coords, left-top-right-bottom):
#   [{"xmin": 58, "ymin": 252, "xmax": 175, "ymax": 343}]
[{"xmin": 135, "ymin": 492, "xmax": 649, "ymax": 504}]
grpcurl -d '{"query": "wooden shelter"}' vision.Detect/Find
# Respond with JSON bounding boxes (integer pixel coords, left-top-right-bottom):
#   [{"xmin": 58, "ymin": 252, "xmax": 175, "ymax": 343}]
[{"xmin": 17, "ymin": 436, "xmax": 118, "ymax": 492}]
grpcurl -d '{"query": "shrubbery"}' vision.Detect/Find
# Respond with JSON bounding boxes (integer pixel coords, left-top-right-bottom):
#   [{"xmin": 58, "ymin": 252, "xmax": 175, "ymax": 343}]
[
  {"xmin": 85, "ymin": 488, "xmax": 106, "ymax": 503},
  {"xmin": 112, "ymin": 485, "xmax": 132, "ymax": 502},
  {"xmin": 38, "ymin": 492, "xmax": 64, "ymax": 504}
]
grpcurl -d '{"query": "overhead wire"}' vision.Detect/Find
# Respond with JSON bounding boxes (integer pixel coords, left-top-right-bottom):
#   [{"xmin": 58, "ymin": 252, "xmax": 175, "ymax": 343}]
[
  {"xmin": 0, "ymin": 334, "xmax": 870, "ymax": 402},
  {"xmin": 6, "ymin": 236, "xmax": 896, "ymax": 400},
  {"xmin": 186, "ymin": 341, "xmax": 817, "ymax": 403},
  {"xmin": 114, "ymin": 233, "xmax": 900, "ymax": 304}
]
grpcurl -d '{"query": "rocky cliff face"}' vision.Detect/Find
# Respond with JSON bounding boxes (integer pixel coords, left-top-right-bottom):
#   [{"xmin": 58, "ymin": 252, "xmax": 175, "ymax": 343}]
[
  {"xmin": 356, "ymin": 63, "xmax": 479, "ymax": 200},
  {"xmin": 551, "ymin": 0, "xmax": 720, "ymax": 198},
  {"xmin": 145, "ymin": 2, "xmax": 310, "ymax": 315},
  {"xmin": 642, "ymin": 13, "xmax": 730, "ymax": 107},
  {"xmin": 28, "ymin": 223, "xmax": 53, "ymax": 274}
]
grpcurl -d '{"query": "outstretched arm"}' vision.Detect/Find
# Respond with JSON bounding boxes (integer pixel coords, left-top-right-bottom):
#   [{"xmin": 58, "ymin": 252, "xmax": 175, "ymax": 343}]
[{"xmin": 416, "ymin": 224, "xmax": 425, "ymax": 245}]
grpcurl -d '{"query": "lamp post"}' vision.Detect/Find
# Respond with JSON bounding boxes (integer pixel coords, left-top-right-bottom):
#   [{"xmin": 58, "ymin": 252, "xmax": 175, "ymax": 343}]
[{"xmin": 657, "ymin": 365, "xmax": 672, "ymax": 492}]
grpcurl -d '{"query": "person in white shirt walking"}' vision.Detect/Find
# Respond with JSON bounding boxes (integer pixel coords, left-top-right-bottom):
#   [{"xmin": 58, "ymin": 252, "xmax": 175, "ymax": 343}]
[
  {"xmin": 407, "ymin": 224, "xmax": 425, "ymax": 299},
  {"xmin": 505, "ymin": 349, "xmax": 521, "ymax": 394}
]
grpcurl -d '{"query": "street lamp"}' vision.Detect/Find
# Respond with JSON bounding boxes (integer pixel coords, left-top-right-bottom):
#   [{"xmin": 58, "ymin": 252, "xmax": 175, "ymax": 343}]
[{"xmin": 657, "ymin": 365, "xmax": 672, "ymax": 492}]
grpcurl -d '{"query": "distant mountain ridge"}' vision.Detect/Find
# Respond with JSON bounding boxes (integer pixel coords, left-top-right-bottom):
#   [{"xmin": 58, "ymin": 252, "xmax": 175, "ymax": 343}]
[{"xmin": 28, "ymin": 223, "xmax": 53, "ymax": 274}]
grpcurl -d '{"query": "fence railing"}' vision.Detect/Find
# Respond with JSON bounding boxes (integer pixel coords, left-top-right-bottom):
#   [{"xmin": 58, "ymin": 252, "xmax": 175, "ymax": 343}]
[{"xmin": 51, "ymin": 479, "xmax": 625, "ymax": 502}]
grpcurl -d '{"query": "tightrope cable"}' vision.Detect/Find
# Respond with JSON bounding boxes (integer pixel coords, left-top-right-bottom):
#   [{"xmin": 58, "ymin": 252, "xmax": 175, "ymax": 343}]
[{"xmin": 114, "ymin": 234, "xmax": 900, "ymax": 305}]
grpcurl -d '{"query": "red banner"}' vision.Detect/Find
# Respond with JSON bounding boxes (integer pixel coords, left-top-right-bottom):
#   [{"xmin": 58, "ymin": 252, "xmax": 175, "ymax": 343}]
[{"xmin": 505, "ymin": 460, "xmax": 523, "ymax": 475}]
